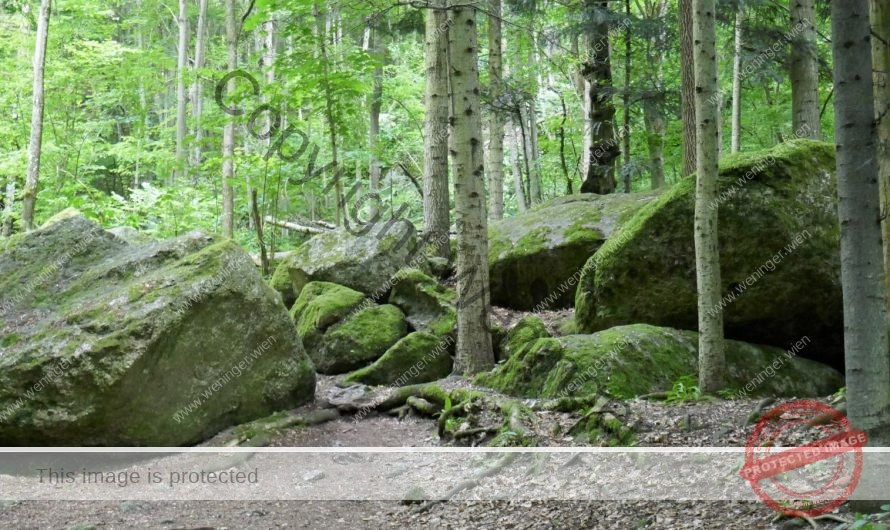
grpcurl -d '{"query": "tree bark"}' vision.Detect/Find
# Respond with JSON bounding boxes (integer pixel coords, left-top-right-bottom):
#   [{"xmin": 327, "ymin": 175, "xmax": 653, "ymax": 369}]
[
  {"xmin": 423, "ymin": 0, "xmax": 451, "ymax": 259},
  {"xmin": 368, "ymin": 25, "xmax": 383, "ymax": 220},
  {"xmin": 487, "ymin": 0, "xmax": 505, "ymax": 219},
  {"xmin": 174, "ymin": 0, "xmax": 188, "ymax": 184},
  {"xmin": 730, "ymin": 2, "xmax": 744, "ymax": 153},
  {"xmin": 580, "ymin": 0, "xmax": 619, "ymax": 195},
  {"xmin": 20, "ymin": 0, "xmax": 51, "ymax": 231},
  {"xmin": 693, "ymin": 0, "xmax": 725, "ymax": 393},
  {"xmin": 790, "ymin": 0, "xmax": 821, "ymax": 139},
  {"xmin": 873, "ymin": 0, "xmax": 890, "ymax": 311},
  {"xmin": 189, "ymin": 0, "xmax": 208, "ymax": 176},
  {"xmin": 622, "ymin": 0, "xmax": 632, "ymax": 193},
  {"xmin": 221, "ymin": 0, "xmax": 236, "ymax": 238},
  {"xmin": 832, "ymin": 0, "xmax": 890, "ymax": 511},
  {"xmin": 447, "ymin": 0, "xmax": 494, "ymax": 374},
  {"xmin": 508, "ymin": 119, "xmax": 527, "ymax": 212},
  {"xmin": 679, "ymin": 0, "xmax": 697, "ymax": 178}
]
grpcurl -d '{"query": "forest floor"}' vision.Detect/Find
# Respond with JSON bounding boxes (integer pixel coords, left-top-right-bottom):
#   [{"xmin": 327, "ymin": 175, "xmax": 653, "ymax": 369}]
[{"xmin": 0, "ymin": 313, "xmax": 861, "ymax": 529}]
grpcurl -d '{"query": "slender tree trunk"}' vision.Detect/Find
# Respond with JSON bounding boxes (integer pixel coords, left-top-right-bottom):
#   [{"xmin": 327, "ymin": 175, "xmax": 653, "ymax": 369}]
[
  {"xmin": 174, "ymin": 0, "xmax": 188, "ymax": 184},
  {"xmin": 508, "ymin": 119, "xmax": 527, "ymax": 212},
  {"xmin": 693, "ymin": 0, "xmax": 725, "ymax": 393},
  {"xmin": 525, "ymin": 38, "xmax": 543, "ymax": 204},
  {"xmin": 679, "ymin": 0, "xmax": 697, "ymax": 177},
  {"xmin": 221, "ymin": 0, "xmax": 236, "ymax": 238},
  {"xmin": 189, "ymin": 0, "xmax": 208, "ymax": 177},
  {"xmin": 833, "ymin": 0, "xmax": 890, "ymax": 512},
  {"xmin": 642, "ymin": 0, "xmax": 669, "ymax": 190},
  {"xmin": 369, "ymin": 26, "xmax": 383, "ymax": 220},
  {"xmin": 20, "ymin": 0, "xmax": 51, "ymax": 231},
  {"xmin": 580, "ymin": 0, "xmax": 619, "ymax": 195},
  {"xmin": 315, "ymin": 4, "xmax": 344, "ymax": 226},
  {"xmin": 873, "ymin": 0, "xmax": 890, "ymax": 307},
  {"xmin": 423, "ymin": 0, "xmax": 451, "ymax": 259},
  {"xmin": 2, "ymin": 177, "xmax": 14, "ymax": 236},
  {"xmin": 487, "ymin": 0, "xmax": 505, "ymax": 219},
  {"xmin": 622, "ymin": 0, "xmax": 632, "ymax": 193},
  {"xmin": 447, "ymin": 0, "xmax": 494, "ymax": 374},
  {"xmin": 790, "ymin": 0, "xmax": 821, "ymax": 139},
  {"xmin": 731, "ymin": 2, "xmax": 744, "ymax": 153}
]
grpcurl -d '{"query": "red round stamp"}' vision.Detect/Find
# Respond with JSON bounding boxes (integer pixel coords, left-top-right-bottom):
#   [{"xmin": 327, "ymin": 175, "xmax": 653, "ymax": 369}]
[{"xmin": 740, "ymin": 399, "xmax": 868, "ymax": 518}]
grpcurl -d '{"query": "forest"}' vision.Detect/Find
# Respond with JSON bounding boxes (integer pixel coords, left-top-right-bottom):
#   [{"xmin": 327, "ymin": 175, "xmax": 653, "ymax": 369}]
[{"xmin": 0, "ymin": 0, "xmax": 889, "ymax": 528}]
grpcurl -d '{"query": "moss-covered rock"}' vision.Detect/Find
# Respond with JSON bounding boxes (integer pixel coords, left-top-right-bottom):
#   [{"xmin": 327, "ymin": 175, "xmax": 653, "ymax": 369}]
[
  {"xmin": 0, "ymin": 213, "xmax": 315, "ymax": 446},
  {"xmin": 107, "ymin": 226, "xmax": 154, "ymax": 246},
  {"xmin": 575, "ymin": 140, "xmax": 843, "ymax": 366},
  {"xmin": 388, "ymin": 268, "xmax": 457, "ymax": 338},
  {"xmin": 314, "ymin": 304, "xmax": 408, "ymax": 374},
  {"xmin": 289, "ymin": 281, "xmax": 366, "ymax": 354},
  {"xmin": 476, "ymin": 324, "xmax": 843, "ymax": 400},
  {"xmin": 498, "ymin": 315, "xmax": 550, "ymax": 362},
  {"xmin": 344, "ymin": 332, "xmax": 453, "ymax": 386},
  {"xmin": 488, "ymin": 193, "xmax": 656, "ymax": 310},
  {"xmin": 269, "ymin": 261, "xmax": 296, "ymax": 308},
  {"xmin": 280, "ymin": 222, "xmax": 430, "ymax": 300}
]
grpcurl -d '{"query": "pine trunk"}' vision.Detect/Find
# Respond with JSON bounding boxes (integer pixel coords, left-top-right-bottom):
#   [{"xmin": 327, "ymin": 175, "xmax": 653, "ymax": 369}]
[
  {"xmin": 679, "ymin": 0, "xmax": 697, "ymax": 178},
  {"xmin": 832, "ymin": 0, "xmax": 890, "ymax": 511},
  {"xmin": 221, "ymin": 0, "xmax": 236, "ymax": 238},
  {"xmin": 693, "ymin": 0, "xmax": 725, "ymax": 393},
  {"xmin": 487, "ymin": 0, "xmax": 505, "ymax": 219},
  {"xmin": 448, "ymin": 1, "xmax": 494, "ymax": 374},
  {"xmin": 20, "ymin": 0, "xmax": 51, "ymax": 231},
  {"xmin": 730, "ymin": 3, "xmax": 744, "ymax": 153},
  {"xmin": 423, "ymin": 0, "xmax": 451, "ymax": 259},
  {"xmin": 189, "ymin": 0, "xmax": 208, "ymax": 175},
  {"xmin": 873, "ymin": 0, "xmax": 890, "ymax": 307},
  {"xmin": 174, "ymin": 0, "xmax": 188, "ymax": 183},
  {"xmin": 369, "ymin": 27, "xmax": 383, "ymax": 220},
  {"xmin": 790, "ymin": 0, "xmax": 821, "ymax": 139},
  {"xmin": 508, "ymin": 120, "xmax": 527, "ymax": 212}
]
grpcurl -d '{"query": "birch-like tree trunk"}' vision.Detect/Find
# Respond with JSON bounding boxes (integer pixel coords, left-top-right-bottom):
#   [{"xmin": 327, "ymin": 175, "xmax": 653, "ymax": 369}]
[
  {"xmin": 423, "ymin": 0, "xmax": 451, "ymax": 259},
  {"xmin": 790, "ymin": 0, "xmax": 821, "ymax": 139},
  {"xmin": 189, "ymin": 0, "xmax": 208, "ymax": 174},
  {"xmin": 730, "ymin": 2, "xmax": 744, "ymax": 153},
  {"xmin": 693, "ymin": 0, "xmax": 725, "ymax": 393},
  {"xmin": 174, "ymin": 0, "xmax": 188, "ymax": 183},
  {"xmin": 20, "ymin": 0, "xmax": 51, "ymax": 231},
  {"xmin": 221, "ymin": 0, "xmax": 236, "ymax": 238},
  {"xmin": 368, "ymin": 26, "xmax": 383, "ymax": 220},
  {"xmin": 679, "ymin": 0, "xmax": 697, "ymax": 178},
  {"xmin": 580, "ymin": 0, "xmax": 618, "ymax": 195},
  {"xmin": 448, "ymin": 0, "xmax": 494, "ymax": 374},
  {"xmin": 832, "ymin": 0, "xmax": 890, "ymax": 511},
  {"xmin": 508, "ymin": 120, "xmax": 527, "ymax": 212},
  {"xmin": 487, "ymin": 0, "xmax": 505, "ymax": 219},
  {"xmin": 873, "ymin": 0, "xmax": 890, "ymax": 304}
]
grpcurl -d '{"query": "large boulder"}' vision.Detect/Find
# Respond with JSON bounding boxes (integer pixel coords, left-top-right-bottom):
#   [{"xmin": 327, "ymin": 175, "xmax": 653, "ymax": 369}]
[
  {"xmin": 316, "ymin": 304, "xmax": 408, "ymax": 374},
  {"xmin": 488, "ymin": 193, "xmax": 656, "ymax": 310},
  {"xmin": 0, "ymin": 213, "xmax": 315, "ymax": 446},
  {"xmin": 388, "ymin": 269, "xmax": 457, "ymax": 338},
  {"xmin": 277, "ymin": 221, "xmax": 429, "ymax": 301},
  {"xmin": 476, "ymin": 324, "xmax": 843, "ymax": 400},
  {"xmin": 290, "ymin": 281, "xmax": 367, "ymax": 354},
  {"xmin": 575, "ymin": 140, "xmax": 843, "ymax": 366}
]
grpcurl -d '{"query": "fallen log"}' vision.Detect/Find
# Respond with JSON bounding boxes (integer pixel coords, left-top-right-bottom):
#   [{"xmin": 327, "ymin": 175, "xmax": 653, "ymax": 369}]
[{"xmin": 263, "ymin": 216, "xmax": 331, "ymax": 234}]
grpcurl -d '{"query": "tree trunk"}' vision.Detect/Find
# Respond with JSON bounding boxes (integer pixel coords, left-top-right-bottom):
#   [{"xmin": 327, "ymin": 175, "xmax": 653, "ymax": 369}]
[
  {"xmin": 580, "ymin": 0, "xmax": 619, "ymax": 195},
  {"xmin": 221, "ymin": 0, "xmax": 236, "ymax": 238},
  {"xmin": 508, "ymin": 119, "xmax": 527, "ymax": 212},
  {"xmin": 790, "ymin": 0, "xmax": 821, "ymax": 139},
  {"xmin": 525, "ymin": 38, "xmax": 543, "ymax": 204},
  {"xmin": 642, "ymin": 0, "xmax": 669, "ymax": 190},
  {"xmin": 693, "ymin": 0, "xmax": 725, "ymax": 393},
  {"xmin": 730, "ymin": 2, "xmax": 744, "ymax": 153},
  {"xmin": 423, "ymin": 0, "xmax": 451, "ymax": 259},
  {"xmin": 622, "ymin": 0, "xmax": 632, "ymax": 193},
  {"xmin": 368, "ymin": 26, "xmax": 383, "ymax": 220},
  {"xmin": 174, "ymin": 0, "xmax": 188, "ymax": 184},
  {"xmin": 873, "ymin": 0, "xmax": 890, "ymax": 309},
  {"xmin": 679, "ymin": 0, "xmax": 697, "ymax": 178},
  {"xmin": 20, "ymin": 0, "xmax": 51, "ymax": 231},
  {"xmin": 832, "ymin": 0, "xmax": 890, "ymax": 511},
  {"xmin": 2, "ymin": 178, "xmax": 14, "ymax": 236},
  {"xmin": 447, "ymin": 0, "xmax": 494, "ymax": 374},
  {"xmin": 315, "ymin": 4, "xmax": 344, "ymax": 226},
  {"xmin": 189, "ymin": 0, "xmax": 208, "ymax": 176},
  {"xmin": 487, "ymin": 0, "xmax": 505, "ymax": 219}
]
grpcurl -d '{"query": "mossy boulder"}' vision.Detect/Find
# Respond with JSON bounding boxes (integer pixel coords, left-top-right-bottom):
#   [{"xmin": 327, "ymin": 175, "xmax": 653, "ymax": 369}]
[
  {"xmin": 0, "ymin": 213, "xmax": 315, "ymax": 446},
  {"xmin": 476, "ymin": 324, "xmax": 843, "ymax": 400},
  {"xmin": 280, "ymin": 222, "xmax": 430, "ymax": 300},
  {"xmin": 388, "ymin": 268, "xmax": 457, "ymax": 338},
  {"xmin": 498, "ymin": 315, "xmax": 550, "ymax": 362},
  {"xmin": 269, "ymin": 262, "xmax": 296, "ymax": 308},
  {"xmin": 575, "ymin": 140, "xmax": 843, "ymax": 366},
  {"xmin": 107, "ymin": 226, "xmax": 154, "ymax": 246},
  {"xmin": 344, "ymin": 332, "xmax": 453, "ymax": 386},
  {"xmin": 488, "ymin": 193, "xmax": 656, "ymax": 310},
  {"xmin": 314, "ymin": 304, "xmax": 408, "ymax": 374},
  {"xmin": 289, "ymin": 281, "xmax": 366, "ymax": 354}
]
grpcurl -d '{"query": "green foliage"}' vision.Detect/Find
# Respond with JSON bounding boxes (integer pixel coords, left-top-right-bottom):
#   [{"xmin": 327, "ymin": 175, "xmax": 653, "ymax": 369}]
[{"xmin": 665, "ymin": 375, "xmax": 703, "ymax": 404}]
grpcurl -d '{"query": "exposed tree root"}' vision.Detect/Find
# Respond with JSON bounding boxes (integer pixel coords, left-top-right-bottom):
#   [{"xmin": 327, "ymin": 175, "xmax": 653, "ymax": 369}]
[
  {"xmin": 412, "ymin": 452, "xmax": 520, "ymax": 513},
  {"xmin": 770, "ymin": 512, "xmax": 852, "ymax": 529}
]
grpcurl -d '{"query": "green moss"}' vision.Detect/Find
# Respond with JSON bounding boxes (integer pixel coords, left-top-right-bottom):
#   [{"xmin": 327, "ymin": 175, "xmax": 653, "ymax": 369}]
[
  {"xmin": 269, "ymin": 262, "xmax": 296, "ymax": 308},
  {"xmin": 344, "ymin": 331, "xmax": 451, "ymax": 386},
  {"xmin": 314, "ymin": 304, "xmax": 408, "ymax": 374},
  {"xmin": 388, "ymin": 269, "xmax": 457, "ymax": 338},
  {"xmin": 498, "ymin": 315, "xmax": 550, "ymax": 361},
  {"xmin": 290, "ymin": 281, "xmax": 366, "ymax": 343}
]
